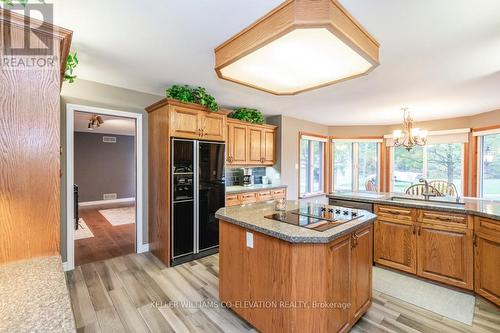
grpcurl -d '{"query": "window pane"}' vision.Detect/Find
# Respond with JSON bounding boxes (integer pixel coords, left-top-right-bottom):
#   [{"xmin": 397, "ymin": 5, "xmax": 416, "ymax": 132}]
[
  {"xmin": 300, "ymin": 139, "xmax": 309, "ymax": 195},
  {"xmin": 481, "ymin": 133, "xmax": 500, "ymax": 200},
  {"xmin": 393, "ymin": 146, "xmax": 423, "ymax": 192},
  {"xmin": 312, "ymin": 141, "xmax": 323, "ymax": 192},
  {"xmin": 427, "ymin": 143, "xmax": 463, "ymax": 195},
  {"xmin": 334, "ymin": 142, "xmax": 353, "ymax": 190},
  {"xmin": 358, "ymin": 142, "xmax": 378, "ymax": 191}
]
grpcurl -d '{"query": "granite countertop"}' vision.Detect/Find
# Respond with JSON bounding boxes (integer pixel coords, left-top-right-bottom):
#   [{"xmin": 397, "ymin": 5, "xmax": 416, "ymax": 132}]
[
  {"xmin": 215, "ymin": 200, "xmax": 376, "ymax": 243},
  {"xmin": 0, "ymin": 256, "xmax": 76, "ymax": 333},
  {"xmin": 226, "ymin": 184, "xmax": 288, "ymax": 194},
  {"xmin": 328, "ymin": 191, "xmax": 500, "ymax": 221}
]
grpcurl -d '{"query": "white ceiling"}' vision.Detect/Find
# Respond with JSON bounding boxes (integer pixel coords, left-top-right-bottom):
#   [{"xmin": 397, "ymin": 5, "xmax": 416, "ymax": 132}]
[
  {"xmin": 49, "ymin": 0, "xmax": 500, "ymax": 125},
  {"xmin": 74, "ymin": 111, "xmax": 136, "ymax": 136}
]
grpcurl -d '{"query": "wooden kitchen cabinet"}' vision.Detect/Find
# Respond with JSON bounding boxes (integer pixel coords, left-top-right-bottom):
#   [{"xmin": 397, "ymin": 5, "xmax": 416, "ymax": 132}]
[
  {"xmin": 227, "ymin": 121, "xmax": 248, "ymax": 164},
  {"xmin": 226, "ymin": 119, "xmax": 277, "ymax": 166},
  {"xmin": 248, "ymin": 126, "xmax": 264, "ymax": 164},
  {"xmin": 374, "ymin": 204, "xmax": 474, "ymax": 290},
  {"xmin": 327, "ymin": 235, "xmax": 351, "ymax": 333},
  {"xmin": 201, "ymin": 112, "xmax": 226, "ymax": 141},
  {"xmin": 374, "ymin": 205, "xmax": 417, "ymax": 274},
  {"xmin": 170, "ymin": 104, "xmax": 226, "ymax": 141},
  {"xmin": 219, "ymin": 219, "xmax": 373, "ymax": 333},
  {"xmin": 474, "ymin": 217, "xmax": 500, "ymax": 306},
  {"xmin": 225, "ymin": 188, "xmax": 287, "ymax": 206},
  {"xmin": 349, "ymin": 225, "xmax": 373, "ymax": 325},
  {"xmin": 262, "ymin": 128, "xmax": 276, "ymax": 164},
  {"xmin": 417, "ymin": 222, "xmax": 473, "ymax": 290}
]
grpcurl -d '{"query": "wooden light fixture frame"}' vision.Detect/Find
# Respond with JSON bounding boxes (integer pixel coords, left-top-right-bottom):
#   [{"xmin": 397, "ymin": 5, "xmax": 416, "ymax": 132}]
[{"xmin": 214, "ymin": 0, "xmax": 380, "ymax": 95}]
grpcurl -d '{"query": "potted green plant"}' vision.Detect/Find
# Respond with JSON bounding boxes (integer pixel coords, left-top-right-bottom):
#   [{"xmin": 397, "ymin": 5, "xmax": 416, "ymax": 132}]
[
  {"xmin": 165, "ymin": 85, "xmax": 219, "ymax": 111},
  {"xmin": 64, "ymin": 51, "xmax": 78, "ymax": 83},
  {"xmin": 228, "ymin": 108, "xmax": 265, "ymax": 125}
]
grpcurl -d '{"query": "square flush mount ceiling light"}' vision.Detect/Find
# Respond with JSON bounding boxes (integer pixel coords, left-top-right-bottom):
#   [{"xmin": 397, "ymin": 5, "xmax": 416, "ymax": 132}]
[{"xmin": 214, "ymin": 0, "xmax": 380, "ymax": 95}]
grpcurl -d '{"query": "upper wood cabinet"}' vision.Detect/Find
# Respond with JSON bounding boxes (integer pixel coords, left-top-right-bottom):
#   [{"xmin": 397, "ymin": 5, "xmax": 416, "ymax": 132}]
[
  {"xmin": 227, "ymin": 121, "xmax": 248, "ymax": 164},
  {"xmin": 226, "ymin": 119, "xmax": 277, "ymax": 166},
  {"xmin": 170, "ymin": 104, "xmax": 226, "ymax": 141},
  {"xmin": 474, "ymin": 217, "xmax": 500, "ymax": 306},
  {"xmin": 248, "ymin": 126, "xmax": 264, "ymax": 164}
]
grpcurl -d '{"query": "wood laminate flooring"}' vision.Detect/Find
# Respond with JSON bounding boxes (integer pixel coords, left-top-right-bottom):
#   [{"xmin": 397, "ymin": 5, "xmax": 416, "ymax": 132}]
[
  {"xmin": 67, "ymin": 253, "xmax": 500, "ymax": 333},
  {"xmin": 75, "ymin": 203, "xmax": 135, "ymax": 266}
]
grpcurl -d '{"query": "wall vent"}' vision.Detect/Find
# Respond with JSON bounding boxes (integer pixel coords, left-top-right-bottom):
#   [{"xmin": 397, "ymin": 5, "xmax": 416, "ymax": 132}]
[
  {"xmin": 103, "ymin": 136, "xmax": 117, "ymax": 143},
  {"xmin": 103, "ymin": 193, "xmax": 117, "ymax": 200}
]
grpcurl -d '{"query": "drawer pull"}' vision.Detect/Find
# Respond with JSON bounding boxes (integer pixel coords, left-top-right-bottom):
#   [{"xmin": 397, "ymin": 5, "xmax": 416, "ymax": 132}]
[{"xmin": 384, "ymin": 210, "xmax": 401, "ymax": 215}]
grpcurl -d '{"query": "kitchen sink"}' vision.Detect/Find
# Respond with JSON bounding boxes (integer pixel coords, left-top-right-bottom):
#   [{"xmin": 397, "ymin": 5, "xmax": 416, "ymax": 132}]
[{"xmin": 389, "ymin": 196, "xmax": 466, "ymax": 207}]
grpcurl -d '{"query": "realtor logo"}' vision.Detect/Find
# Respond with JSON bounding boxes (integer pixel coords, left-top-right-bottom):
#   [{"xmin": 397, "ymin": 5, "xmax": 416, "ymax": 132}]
[{"xmin": 1, "ymin": 2, "xmax": 56, "ymax": 69}]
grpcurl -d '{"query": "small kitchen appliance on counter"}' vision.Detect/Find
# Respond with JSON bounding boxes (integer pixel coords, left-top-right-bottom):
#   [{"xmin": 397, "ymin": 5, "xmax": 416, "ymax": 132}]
[{"xmin": 243, "ymin": 168, "xmax": 254, "ymax": 187}]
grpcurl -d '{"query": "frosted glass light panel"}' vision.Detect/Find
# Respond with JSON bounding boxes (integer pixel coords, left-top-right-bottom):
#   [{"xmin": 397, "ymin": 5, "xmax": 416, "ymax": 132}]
[{"xmin": 220, "ymin": 28, "xmax": 373, "ymax": 95}]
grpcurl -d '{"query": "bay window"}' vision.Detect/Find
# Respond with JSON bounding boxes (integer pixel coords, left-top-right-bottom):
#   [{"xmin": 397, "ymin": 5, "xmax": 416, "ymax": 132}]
[
  {"xmin": 299, "ymin": 134, "xmax": 326, "ymax": 197},
  {"xmin": 332, "ymin": 139, "xmax": 381, "ymax": 192},
  {"xmin": 474, "ymin": 130, "xmax": 500, "ymax": 199},
  {"xmin": 389, "ymin": 130, "xmax": 469, "ymax": 196}
]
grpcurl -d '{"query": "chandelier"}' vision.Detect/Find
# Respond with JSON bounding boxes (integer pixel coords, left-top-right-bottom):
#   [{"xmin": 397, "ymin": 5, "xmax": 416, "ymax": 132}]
[{"xmin": 392, "ymin": 108, "xmax": 427, "ymax": 151}]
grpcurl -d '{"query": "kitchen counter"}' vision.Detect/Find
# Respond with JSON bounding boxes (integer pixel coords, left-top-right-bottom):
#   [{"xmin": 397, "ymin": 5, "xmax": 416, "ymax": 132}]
[
  {"xmin": 328, "ymin": 191, "xmax": 500, "ymax": 221},
  {"xmin": 0, "ymin": 256, "xmax": 76, "ymax": 333},
  {"xmin": 215, "ymin": 200, "xmax": 376, "ymax": 243},
  {"xmin": 225, "ymin": 184, "xmax": 287, "ymax": 194}
]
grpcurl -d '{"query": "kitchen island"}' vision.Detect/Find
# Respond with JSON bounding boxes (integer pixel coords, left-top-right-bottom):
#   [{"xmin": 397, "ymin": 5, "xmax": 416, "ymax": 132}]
[{"xmin": 215, "ymin": 201, "xmax": 376, "ymax": 333}]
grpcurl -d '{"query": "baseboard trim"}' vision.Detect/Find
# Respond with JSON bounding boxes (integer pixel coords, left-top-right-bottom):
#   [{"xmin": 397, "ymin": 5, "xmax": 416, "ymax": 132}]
[
  {"xmin": 62, "ymin": 261, "xmax": 72, "ymax": 272},
  {"xmin": 78, "ymin": 197, "xmax": 135, "ymax": 207},
  {"xmin": 138, "ymin": 243, "xmax": 150, "ymax": 253}
]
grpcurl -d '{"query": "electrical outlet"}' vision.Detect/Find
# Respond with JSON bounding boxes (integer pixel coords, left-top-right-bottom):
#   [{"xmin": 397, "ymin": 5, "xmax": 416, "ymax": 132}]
[{"xmin": 246, "ymin": 232, "xmax": 253, "ymax": 248}]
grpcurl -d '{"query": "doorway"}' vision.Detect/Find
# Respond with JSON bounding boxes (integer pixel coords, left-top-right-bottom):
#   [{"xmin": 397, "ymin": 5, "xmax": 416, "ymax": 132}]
[{"xmin": 65, "ymin": 104, "xmax": 144, "ymax": 270}]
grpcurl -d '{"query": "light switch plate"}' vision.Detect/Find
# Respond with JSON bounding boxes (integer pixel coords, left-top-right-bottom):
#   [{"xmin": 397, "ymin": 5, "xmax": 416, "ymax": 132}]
[{"xmin": 246, "ymin": 232, "xmax": 253, "ymax": 248}]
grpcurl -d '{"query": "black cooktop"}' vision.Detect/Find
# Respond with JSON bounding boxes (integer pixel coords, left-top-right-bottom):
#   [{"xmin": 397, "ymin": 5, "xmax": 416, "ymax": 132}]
[{"xmin": 264, "ymin": 205, "xmax": 364, "ymax": 232}]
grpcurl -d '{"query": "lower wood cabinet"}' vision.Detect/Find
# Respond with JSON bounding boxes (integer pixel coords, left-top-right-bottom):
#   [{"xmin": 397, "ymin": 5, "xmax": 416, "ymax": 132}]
[
  {"xmin": 225, "ymin": 188, "xmax": 287, "ymax": 207},
  {"xmin": 219, "ymin": 220, "xmax": 373, "ymax": 333},
  {"xmin": 417, "ymin": 223, "xmax": 473, "ymax": 290},
  {"xmin": 474, "ymin": 217, "xmax": 500, "ymax": 306},
  {"xmin": 349, "ymin": 225, "xmax": 373, "ymax": 325},
  {"xmin": 374, "ymin": 204, "xmax": 474, "ymax": 291},
  {"xmin": 374, "ymin": 218, "xmax": 417, "ymax": 274}
]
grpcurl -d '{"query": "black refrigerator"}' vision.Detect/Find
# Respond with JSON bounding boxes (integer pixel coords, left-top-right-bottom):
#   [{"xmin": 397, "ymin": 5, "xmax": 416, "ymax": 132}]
[{"xmin": 171, "ymin": 138, "xmax": 225, "ymax": 265}]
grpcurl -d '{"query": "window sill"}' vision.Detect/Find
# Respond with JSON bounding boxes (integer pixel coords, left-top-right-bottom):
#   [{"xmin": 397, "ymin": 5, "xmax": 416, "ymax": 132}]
[{"xmin": 299, "ymin": 192, "xmax": 326, "ymax": 199}]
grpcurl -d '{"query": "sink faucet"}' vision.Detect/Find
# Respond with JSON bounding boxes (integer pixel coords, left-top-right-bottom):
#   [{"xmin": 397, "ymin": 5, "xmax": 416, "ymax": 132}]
[{"xmin": 419, "ymin": 178, "xmax": 436, "ymax": 201}]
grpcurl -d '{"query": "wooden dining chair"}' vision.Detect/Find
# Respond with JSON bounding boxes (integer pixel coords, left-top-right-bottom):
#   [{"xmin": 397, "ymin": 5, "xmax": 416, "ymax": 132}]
[
  {"xmin": 429, "ymin": 180, "xmax": 457, "ymax": 196},
  {"xmin": 405, "ymin": 184, "xmax": 442, "ymax": 196},
  {"xmin": 365, "ymin": 179, "xmax": 376, "ymax": 192}
]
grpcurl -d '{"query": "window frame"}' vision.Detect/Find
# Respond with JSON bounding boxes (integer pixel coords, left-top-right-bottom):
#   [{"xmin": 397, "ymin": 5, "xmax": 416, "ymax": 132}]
[
  {"xmin": 331, "ymin": 138, "xmax": 383, "ymax": 193},
  {"xmin": 473, "ymin": 126, "xmax": 500, "ymax": 198},
  {"xmin": 298, "ymin": 132, "xmax": 327, "ymax": 198}
]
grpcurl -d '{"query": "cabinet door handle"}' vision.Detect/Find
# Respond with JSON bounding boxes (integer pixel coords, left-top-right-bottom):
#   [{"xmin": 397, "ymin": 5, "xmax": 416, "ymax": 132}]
[
  {"xmin": 435, "ymin": 216, "xmax": 453, "ymax": 222},
  {"xmin": 417, "ymin": 226, "xmax": 422, "ymax": 236},
  {"xmin": 412, "ymin": 225, "xmax": 416, "ymax": 235},
  {"xmin": 473, "ymin": 234, "xmax": 477, "ymax": 247}
]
